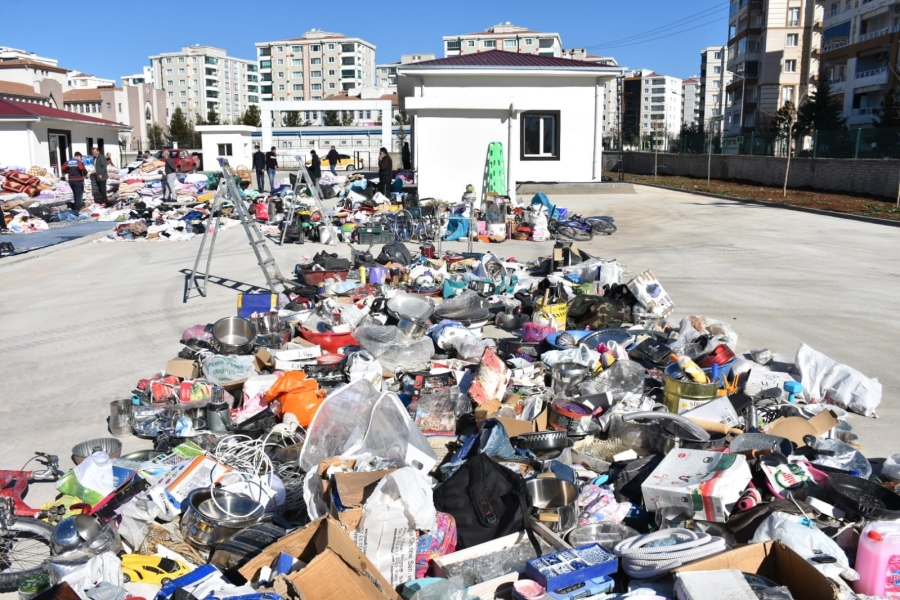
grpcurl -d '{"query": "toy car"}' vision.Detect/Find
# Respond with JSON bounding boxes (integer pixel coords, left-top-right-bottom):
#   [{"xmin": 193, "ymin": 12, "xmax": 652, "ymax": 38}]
[{"xmin": 121, "ymin": 554, "xmax": 190, "ymax": 585}]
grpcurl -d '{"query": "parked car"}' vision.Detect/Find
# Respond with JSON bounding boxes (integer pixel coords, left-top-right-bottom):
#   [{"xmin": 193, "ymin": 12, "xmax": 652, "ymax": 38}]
[
  {"xmin": 308, "ymin": 153, "xmax": 364, "ymax": 171},
  {"xmin": 155, "ymin": 149, "xmax": 200, "ymax": 173},
  {"xmin": 121, "ymin": 555, "xmax": 190, "ymax": 584}
]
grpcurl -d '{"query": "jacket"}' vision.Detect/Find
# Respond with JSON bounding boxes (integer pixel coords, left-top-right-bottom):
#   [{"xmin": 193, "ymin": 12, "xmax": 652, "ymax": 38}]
[
  {"xmin": 378, "ymin": 154, "xmax": 392, "ymax": 173},
  {"xmin": 309, "ymin": 155, "xmax": 321, "ymax": 179},
  {"xmin": 62, "ymin": 158, "xmax": 86, "ymax": 182},
  {"xmin": 326, "ymin": 149, "xmax": 340, "ymax": 165},
  {"xmin": 252, "ymin": 151, "xmax": 266, "ymax": 170},
  {"xmin": 93, "ymin": 153, "xmax": 107, "ymax": 178},
  {"xmin": 265, "ymin": 151, "xmax": 278, "ymax": 170},
  {"xmin": 401, "ymin": 145, "xmax": 411, "ymax": 165},
  {"xmin": 164, "ymin": 158, "xmax": 177, "ymax": 175}
]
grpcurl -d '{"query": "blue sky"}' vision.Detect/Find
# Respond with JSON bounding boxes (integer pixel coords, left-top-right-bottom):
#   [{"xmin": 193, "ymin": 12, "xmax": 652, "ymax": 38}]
[{"xmin": 5, "ymin": 0, "xmax": 728, "ymax": 82}]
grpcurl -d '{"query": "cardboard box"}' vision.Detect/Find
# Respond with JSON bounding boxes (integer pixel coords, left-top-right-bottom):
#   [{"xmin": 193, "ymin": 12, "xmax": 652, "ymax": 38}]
[
  {"xmin": 331, "ymin": 469, "xmax": 396, "ymax": 531},
  {"xmin": 676, "ymin": 541, "xmax": 838, "ymax": 600},
  {"xmin": 627, "ymin": 270, "xmax": 674, "ymax": 317},
  {"xmin": 641, "ymin": 449, "xmax": 752, "ymax": 523},
  {"xmin": 165, "ymin": 358, "xmax": 199, "ymax": 380},
  {"xmin": 475, "ymin": 404, "xmax": 550, "ymax": 438},
  {"xmin": 238, "ymin": 517, "xmax": 402, "ymax": 600},
  {"xmin": 766, "ymin": 409, "xmax": 838, "ymax": 448}
]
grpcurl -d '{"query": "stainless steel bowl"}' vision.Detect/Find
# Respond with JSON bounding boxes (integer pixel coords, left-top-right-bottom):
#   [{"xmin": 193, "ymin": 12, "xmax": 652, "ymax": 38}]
[
  {"xmin": 211, "ymin": 317, "xmax": 258, "ymax": 355},
  {"xmin": 526, "ymin": 477, "xmax": 579, "ymax": 532},
  {"xmin": 551, "ymin": 362, "xmax": 590, "ymax": 395},
  {"xmin": 71, "ymin": 438, "xmax": 122, "ymax": 465},
  {"xmin": 386, "ymin": 294, "xmax": 435, "ymax": 322},
  {"xmin": 396, "ymin": 317, "xmax": 427, "ymax": 339},
  {"xmin": 566, "ymin": 523, "xmax": 638, "ymax": 548},
  {"xmin": 181, "ymin": 489, "xmax": 265, "ymax": 549}
]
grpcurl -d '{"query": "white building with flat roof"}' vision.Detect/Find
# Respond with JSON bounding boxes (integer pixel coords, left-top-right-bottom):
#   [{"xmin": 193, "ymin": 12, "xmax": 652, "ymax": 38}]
[
  {"xmin": 443, "ymin": 22, "xmax": 562, "ymax": 58},
  {"xmin": 699, "ymin": 46, "xmax": 731, "ymax": 135}
]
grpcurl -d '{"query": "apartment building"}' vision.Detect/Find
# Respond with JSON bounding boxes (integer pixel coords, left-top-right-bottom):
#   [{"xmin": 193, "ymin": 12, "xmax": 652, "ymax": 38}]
[
  {"xmin": 682, "ymin": 77, "xmax": 701, "ymax": 126},
  {"xmin": 68, "ymin": 73, "xmax": 115, "ymax": 89},
  {"xmin": 121, "ymin": 67, "xmax": 155, "ymax": 87},
  {"xmin": 698, "ymin": 46, "xmax": 733, "ymax": 135},
  {"xmin": 255, "ymin": 30, "xmax": 376, "ymax": 107},
  {"xmin": 620, "ymin": 70, "xmax": 683, "ymax": 149},
  {"xmin": 63, "ymin": 84, "xmax": 168, "ymax": 152},
  {"xmin": 150, "ymin": 45, "xmax": 259, "ymax": 125},
  {"xmin": 819, "ymin": 0, "xmax": 900, "ymax": 127},
  {"xmin": 443, "ymin": 22, "xmax": 562, "ymax": 57},
  {"xmin": 724, "ymin": 0, "xmax": 817, "ymax": 135},
  {"xmin": 0, "ymin": 59, "xmax": 69, "ymax": 107},
  {"xmin": 0, "ymin": 46, "xmax": 57, "ymax": 67},
  {"xmin": 377, "ymin": 53, "xmax": 436, "ymax": 89}
]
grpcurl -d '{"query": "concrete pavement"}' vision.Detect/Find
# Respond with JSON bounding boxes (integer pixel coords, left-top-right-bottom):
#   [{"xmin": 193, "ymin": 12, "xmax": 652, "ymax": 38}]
[{"xmin": 1, "ymin": 184, "xmax": 898, "ymax": 509}]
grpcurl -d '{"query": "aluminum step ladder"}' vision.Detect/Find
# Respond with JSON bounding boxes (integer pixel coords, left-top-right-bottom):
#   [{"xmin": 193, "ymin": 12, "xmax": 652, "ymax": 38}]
[
  {"xmin": 279, "ymin": 155, "xmax": 338, "ymax": 246},
  {"xmin": 185, "ymin": 158, "xmax": 292, "ymax": 301}
]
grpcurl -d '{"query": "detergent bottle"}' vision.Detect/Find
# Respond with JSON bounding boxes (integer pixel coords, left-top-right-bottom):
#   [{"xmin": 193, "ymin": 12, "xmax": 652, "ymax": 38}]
[
  {"xmin": 855, "ymin": 521, "xmax": 900, "ymax": 597},
  {"xmin": 670, "ymin": 354, "xmax": 710, "ymax": 384}
]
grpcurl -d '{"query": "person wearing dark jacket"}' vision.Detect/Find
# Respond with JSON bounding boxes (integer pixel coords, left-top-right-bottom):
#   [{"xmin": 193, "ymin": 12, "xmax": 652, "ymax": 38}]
[
  {"xmin": 377, "ymin": 147, "xmax": 393, "ymax": 197},
  {"xmin": 252, "ymin": 146, "xmax": 266, "ymax": 193},
  {"xmin": 162, "ymin": 151, "xmax": 178, "ymax": 201},
  {"xmin": 91, "ymin": 147, "xmax": 108, "ymax": 205},
  {"xmin": 309, "ymin": 150, "xmax": 322, "ymax": 189},
  {"xmin": 266, "ymin": 146, "xmax": 278, "ymax": 192},
  {"xmin": 63, "ymin": 152, "xmax": 88, "ymax": 212},
  {"xmin": 401, "ymin": 142, "xmax": 411, "ymax": 171},
  {"xmin": 326, "ymin": 146, "xmax": 340, "ymax": 176}
]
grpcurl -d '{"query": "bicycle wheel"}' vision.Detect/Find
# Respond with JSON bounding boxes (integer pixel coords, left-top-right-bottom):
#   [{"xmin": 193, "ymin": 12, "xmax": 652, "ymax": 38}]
[
  {"xmin": 0, "ymin": 518, "xmax": 55, "ymax": 592},
  {"xmin": 394, "ymin": 209, "xmax": 414, "ymax": 242},
  {"xmin": 557, "ymin": 225, "xmax": 593, "ymax": 242},
  {"xmin": 591, "ymin": 220, "xmax": 617, "ymax": 235}
]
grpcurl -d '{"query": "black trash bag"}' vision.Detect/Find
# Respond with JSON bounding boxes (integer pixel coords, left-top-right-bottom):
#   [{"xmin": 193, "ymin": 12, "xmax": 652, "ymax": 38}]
[
  {"xmin": 434, "ymin": 453, "xmax": 539, "ymax": 551},
  {"xmin": 376, "ymin": 241, "xmax": 412, "ymax": 266},
  {"xmin": 611, "ymin": 454, "xmax": 664, "ymax": 505}
]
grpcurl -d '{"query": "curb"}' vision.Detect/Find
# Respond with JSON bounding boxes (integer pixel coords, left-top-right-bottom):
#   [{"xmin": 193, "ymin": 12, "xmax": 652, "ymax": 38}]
[
  {"xmin": 0, "ymin": 228, "xmax": 113, "ymax": 267},
  {"xmin": 632, "ymin": 182, "xmax": 900, "ymax": 228}
]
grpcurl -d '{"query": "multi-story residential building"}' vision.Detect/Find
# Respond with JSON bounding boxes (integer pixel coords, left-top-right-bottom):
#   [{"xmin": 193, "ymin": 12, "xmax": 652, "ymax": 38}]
[
  {"xmin": 641, "ymin": 73, "xmax": 683, "ymax": 149},
  {"xmin": 377, "ymin": 53, "xmax": 436, "ymax": 88},
  {"xmin": 819, "ymin": 0, "xmax": 900, "ymax": 127},
  {"xmin": 121, "ymin": 67, "xmax": 155, "ymax": 87},
  {"xmin": 67, "ymin": 72, "xmax": 115, "ymax": 89},
  {"xmin": 255, "ymin": 30, "xmax": 376, "ymax": 109},
  {"xmin": 150, "ymin": 45, "xmax": 259, "ymax": 125},
  {"xmin": 0, "ymin": 59, "xmax": 69, "ymax": 107},
  {"xmin": 63, "ymin": 84, "xmax": 168, "ymax": 152},
  {"xmin": 443, "ymin": 22, "xmax": 562, "ymax": 57},
  {"xmin": 0, "ymin": 81, "xmax": 53, "ymax": 106},
  {"xmin": 682, "ymin": 77, "xmax": 702, "ymax": 126},
  {"xmin": 698, "ymin": 46, "xmax": 733, "ymax": 135},
  {"xmin": 0, "ymin": 46, "xmax": 57, "ymax": 67},
  {"xmin": 724, "ymin": 0, "xmax": 817, "ymax": 135}
]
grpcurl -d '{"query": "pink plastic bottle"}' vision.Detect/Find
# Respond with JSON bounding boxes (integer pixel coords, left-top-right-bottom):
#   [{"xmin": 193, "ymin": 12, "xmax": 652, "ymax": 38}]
[{"xmin": 855, "ymin": 522, "xmax": 900, "ymax": 597}]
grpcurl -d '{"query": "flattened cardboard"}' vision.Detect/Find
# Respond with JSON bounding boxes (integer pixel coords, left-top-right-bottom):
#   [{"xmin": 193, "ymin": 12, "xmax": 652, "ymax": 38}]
[
  {"xmin": 332, "ymin": 469, "xmax": 396, "ymax": 530},
  {"xmin": 474, "ymin": 406, "xmax": 550, "ymax": 437},
  {"xmin": 239, "ymin": 517, "xmax": 401, "ymax": 600},
  {"xmin": 766, "ymin": 409, "xmax": 838, "ymax": 447},
  {"xmin": 676, "ymin": 541, "xmax": 838, "ymax": 600},
  {"xmin": 165, "ymin": 358, "xmax": 199, "ymax": 380}
]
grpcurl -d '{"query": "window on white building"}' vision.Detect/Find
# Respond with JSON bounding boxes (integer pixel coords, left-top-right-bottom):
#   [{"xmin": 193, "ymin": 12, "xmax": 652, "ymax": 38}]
[
  {"xmin": 328, "ymin": 57, "xmax": 335, "ymax": 63},
  {"xmin": 311, "ymin": 58, "xmax": 321, "ymax": 65},
  {"xmin": 166, "ymin": 58, "xmax": 172, "ymax": 64},
  {"xmin": 312, "ymin": 83, "xmax": 322, "ymax": 90},
  {"xmin": 277, "ymin": 72, "xmax": 284, "ymax": 78},
  {"xmin": 292, "ymin": 58, "xmax": 302, "ymax": 66},
  {"xmin": 292, "ymin": 45, "xmax": 300, "ymax": 52},
  {"xmin": 178, "ymin": 57, "xmax": 184, "ymax": 63},
  {"xmin": 179, "ymin": 80, "xmax": 185, "ymax": 86},
  {"xmin": 329, "ymin": 83, "xmax": 336, "ymax": 89},
  {"xmin": 525, "ymin": 38, "xmax": 533, "ymax": 45},
  {"xmin": 329, "ymin": 44, "xmax": 335, "ymax": 50},
  {"xmin": 312, "ymin": 70, "xmax": 321, "ymax": 77},
  {"xmin": 180, "ymin": 102, "xmax": 187, "ymax": 108},
  {"xmin": 311, "ymin": 45, "xmax": 320, "ymax": 52},
  {"xmin": 180, "ymin": 90, "xmax": 187, "ymax": 97},
  {"xmin": 166, "ymin": 69, "xmax": 173, "ymax": 75},
  {"xmin": 278, "ymin": 84, "xmax": 285, "ymax": 91},
  {"xmin": 713, "ymin": 66, "xmax": 722, "ymax": 74},
  {"xmin": 714, "ymin": 50, "xmax": 722, "ymax": 59},
  {"xmin": 276, "ymin": 46, "xmax": 283, "ymax": 52},
  {"xmin": 786, "ymin": 33, "xmax": 799, "ymax": 47},
  {"xmin": 178, "ymin": 68, "xmax": 185, "ymax": 74},
  {"xmin": 783, "ymin": 59, "xmax": 797, "ymax": 73},
  {"xmin": 504, "ymin": 39, "xmax": 517, "ymax": 48},
  {"xmin": 167, "ymin": 91, "xmax": 174, "ymax": 97},
  {"xmin": 467, "ymin": 40, "xmax": 475, "ymax": 47},
  {"xmin": 788, "ymin": 7, "xmax": 800, "ymax": 26},
  {"xmin": 522, "ymin": 111, "xmax": 560, "ymax": 160},
  {"xmin": 293, "ymin": 83, "xmax": 302, "ymax": 91},
  {"xmin": 484, "ymin": 40, "xmax": 496, "ymax": 48},
  {"xmin": 328, "ymin": 69, "xmax": 335, "ymax": 76},
  {"xmin": 167, "ymin": 80, "xmax": 174, "ymax": 86}
]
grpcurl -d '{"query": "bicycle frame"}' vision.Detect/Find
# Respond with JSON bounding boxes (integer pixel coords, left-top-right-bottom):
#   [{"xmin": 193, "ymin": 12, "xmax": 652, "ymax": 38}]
[{"xmin": 0, "ymin": 454, "xmax": 63, "ymax": 519}]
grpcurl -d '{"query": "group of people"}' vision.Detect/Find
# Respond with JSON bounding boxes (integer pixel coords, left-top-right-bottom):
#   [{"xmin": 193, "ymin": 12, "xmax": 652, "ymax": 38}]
[{"xmin": 61, "ymin": 147, "xmax": 111, "ymax": 212}]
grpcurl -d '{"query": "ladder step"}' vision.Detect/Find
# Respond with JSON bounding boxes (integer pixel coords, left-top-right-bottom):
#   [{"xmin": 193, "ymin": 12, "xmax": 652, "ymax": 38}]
[{"xmin": 251, "ymin": 239, "xmax": 268, "ymax": 247}]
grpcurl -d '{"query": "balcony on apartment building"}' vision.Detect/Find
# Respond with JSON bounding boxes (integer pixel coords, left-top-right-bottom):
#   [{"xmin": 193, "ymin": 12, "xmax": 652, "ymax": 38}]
[
  {"xmin": 854, "ymin": 65, "xmax": 889, "ymax": 87},
  {"xmin": 859, "ymin": 0, "xmax": 900, "ymax": 14}
]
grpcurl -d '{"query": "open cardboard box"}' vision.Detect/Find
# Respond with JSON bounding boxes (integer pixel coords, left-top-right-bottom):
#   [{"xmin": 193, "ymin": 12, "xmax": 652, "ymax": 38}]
[
  {"xmin": 766, "ymin": 409, "xmax": 839, "ymax": 448},
  {"xmin": 165, "ymin": 358, "xmax": 199, "ymax": 380},
  {"xmin": 239, "ymin": 516, "xmax": 402, "ymax": 600},
  {"xmin": 676, "ymin": 541, "xmax": 838, "ymax": 600},
  {"xmin": 330, "ymin": 468, "xmax": 396, "ymax": 531},
  {"xmin": 475, "ymin": 401, "xmax": 550, "ymax": 438}
]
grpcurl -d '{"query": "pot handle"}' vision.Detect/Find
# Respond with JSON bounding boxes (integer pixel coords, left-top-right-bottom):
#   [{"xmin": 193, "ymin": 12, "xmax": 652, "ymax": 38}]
[{"xmin": 622, "ymin": 411, "xmax": 711, "ymax": 441}]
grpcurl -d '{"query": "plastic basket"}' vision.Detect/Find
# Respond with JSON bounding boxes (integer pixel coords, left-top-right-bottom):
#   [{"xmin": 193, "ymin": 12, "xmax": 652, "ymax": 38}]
[{"xmin": 359, "ymin": 231, "xmax": 396, "ymax": 245}]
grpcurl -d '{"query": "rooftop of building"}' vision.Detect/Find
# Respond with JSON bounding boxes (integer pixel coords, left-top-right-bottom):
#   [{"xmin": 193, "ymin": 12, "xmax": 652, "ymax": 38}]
[
  {"xmin": 0, "ymin": 59, "xmax": 70, "ymax": 74},
  {"xmin": 444, "ymin": 22, "xmax": 559, "ymax": 38},
  {"xmin": 0, "ymin": 98, "xmax": 127, "ymax": 127},
  {"xmin": 402, "ymin": 50, "xmax": 610, "ymax": 70},
  {"xmin": 0, "ymin": 81, "xmax": 48, "ymax": 99}
]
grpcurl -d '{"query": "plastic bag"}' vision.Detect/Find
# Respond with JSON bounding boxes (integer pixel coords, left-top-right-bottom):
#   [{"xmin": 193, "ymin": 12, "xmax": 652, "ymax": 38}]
[
  {"xmin": 883, "ymin": 454, "xmax": 900, "ymax": 482},
  {"xmin": 811, "ymin": 438, "xmax": 873, "ymax": 479},
  {"xmin": 355, "ymin": 326, "xmax": 435, "ymax": 371},
  {"xmin": 750, "ymin": 512, "xmax": 856, "ymax": 581},
  {"xmin": 263, "ymin": 371, "xmax": 325, "ymax": 428},
  {"xmin": 578, "ymin": 360, "xmax": 646, "ymax": 400},
  {"xmin": 542, "ymin": 345, "xmax": 600, "ymax": 368},
  {"xmin": 201, "ymin": 354, "xmax": 258, "ymax": 385},
  {"xmin": 522, "ymin": 321, "xmax": 555, "ymax": 343},
  {"xmin": 415, "ymin": 387, "xmax": 471, "ymax": 435},
  {"xmin": 73, "ymin": 452, "xmax": 116, "ymax": 497},
  {"xmin": 408, "ymin": 577, "xmax": 466, "ymax": 600},
  {"xmin": 795, "ymin": 343, "xmax": 882, "ymax": 417}
]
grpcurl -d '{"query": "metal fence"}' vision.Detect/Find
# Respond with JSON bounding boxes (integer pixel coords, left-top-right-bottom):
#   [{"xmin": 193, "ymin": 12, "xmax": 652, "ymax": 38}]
[{"xmin": 668, "ymin": 128, "xmax": 900, "ymax": 160}]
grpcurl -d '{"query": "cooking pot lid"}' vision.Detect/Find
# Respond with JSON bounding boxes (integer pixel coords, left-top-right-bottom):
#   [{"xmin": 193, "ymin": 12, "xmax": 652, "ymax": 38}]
[{"xmin": 433, "ymin": 305, "xmax": 491, "ymax": 324}]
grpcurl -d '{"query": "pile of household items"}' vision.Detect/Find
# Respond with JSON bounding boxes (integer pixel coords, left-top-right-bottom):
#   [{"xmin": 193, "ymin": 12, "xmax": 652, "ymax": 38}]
[{"xmin": 6, "ymin": 242, "xmax": 897, "ymax": 600}]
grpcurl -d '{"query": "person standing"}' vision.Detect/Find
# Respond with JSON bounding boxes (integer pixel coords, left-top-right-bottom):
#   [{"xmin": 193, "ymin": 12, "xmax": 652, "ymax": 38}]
[
  {"xmin": 105, "ymin": 152, "xmax": 115, "ymax": 168},
  {"xmin": 326, "ymin": 146, "xmax": 340, "ymax": 176},
  {"xmin": 377, "ymin": 147, "xmax": 392, "ymax": 197},
  {"xmin": 252, "ymin": 145, "xmax": 266, "ymax": 193},
  {"xmin": 162, "ymin": 150, "xmax": 178, "ymax": 202},
  {"xmin": 91, "ymin": 147, "xmax": 108, "ymax": 205},
  {"xmin": 309, "ymin": 150, "xmax": 322, "ymax": 190},
  {"xmin": 401, "ymin": 142, "xmax": 411, "ymax": 171},
  {"xmin": 63, "ymin": 152, "xmax": 88, "ymax": 213},
  {"xmin": 143, "ymin": 151, "xmax": 152, "ymax": 162},
  {"xmin": 266, "ymin": 146, "xmax": 278, "ymax": 192}
]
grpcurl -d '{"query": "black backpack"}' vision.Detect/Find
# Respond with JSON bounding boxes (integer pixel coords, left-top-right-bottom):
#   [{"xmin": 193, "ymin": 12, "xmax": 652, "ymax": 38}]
[
  {"xmin": 376, "ymin": 241, "xmax": 412, "ymax": 266},
  {"xmin": 433, "ymin": 454, "xmax": 540, "ymax": 551}
]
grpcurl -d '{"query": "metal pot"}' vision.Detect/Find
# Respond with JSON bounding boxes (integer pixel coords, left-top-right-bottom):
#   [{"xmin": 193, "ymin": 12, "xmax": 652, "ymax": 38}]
[
  {"xmin": 526, "ymin": 477, "xmax": 579, "ymax": 533},
  {"xmin": 551, "ymin": 362, "xmax": 589, "ymax": 395},
  {"xmin": 211, "ymin": 317, "xmax": 258, "ymax": 355},
  {"xmin": 567, "ymin": 523, "xmax": 639, "ymax": 548},
  {"xmin": 386, "ymin": 294, "xmax": 435, "ymax": 322},
  {"xmin": 396, "ymin": 317, "xmax": 427, "ymax": 339},
  {"xmin": 181, "ymin": 489, "xmax": 265, "ymax": 549}
]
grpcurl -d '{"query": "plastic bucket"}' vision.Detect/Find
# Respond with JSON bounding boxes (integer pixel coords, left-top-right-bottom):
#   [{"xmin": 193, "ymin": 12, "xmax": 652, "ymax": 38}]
[
  {"xmin": 663, "ymin": 363, "xmax": 719, "ymax": 414},
  {"xmin": 368, "ymin": 266, "xmax": 388, "ymax": 284}
]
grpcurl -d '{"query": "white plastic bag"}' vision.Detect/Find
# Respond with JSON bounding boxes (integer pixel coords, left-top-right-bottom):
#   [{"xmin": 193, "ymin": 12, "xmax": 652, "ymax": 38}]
[
  {"xmin": 201, "ymin": 354, "xmax": 258, "ymax": 385},
  {"xmin": 74, "ymin": 452, "xmax": 116, "ymax": 497},
  {"xmin": 795, "ymin": 343, "xmax": 882, "ymax": 417},
  {"xmin": 883, "ymin": 454, "xmax": 900, "ymax": 482}
]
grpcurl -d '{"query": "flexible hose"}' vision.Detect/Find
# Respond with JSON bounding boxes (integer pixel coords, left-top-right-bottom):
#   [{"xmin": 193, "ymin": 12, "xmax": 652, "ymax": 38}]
[{"xmin": 614, "ymin": 528, "xmax": 728, "ymax": 579}]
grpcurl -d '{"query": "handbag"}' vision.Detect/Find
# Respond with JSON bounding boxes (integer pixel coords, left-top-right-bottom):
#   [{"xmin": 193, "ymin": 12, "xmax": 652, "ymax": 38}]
[{"xmin": 433, "ymin": 453, "xmax": 541, "ymax": 552}]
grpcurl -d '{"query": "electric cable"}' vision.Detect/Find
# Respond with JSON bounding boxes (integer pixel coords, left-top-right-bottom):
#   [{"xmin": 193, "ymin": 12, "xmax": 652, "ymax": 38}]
[
  {"xmin": 614, "ymin": 528, "xmax": 728, "ymax": 578},
  {"xmin": 590, "ymin": 16, "xmax": 730, "ymax": 50},
  {"xmin": 585, "ymin": 1, "xmax": 729, "ymax": 49}
]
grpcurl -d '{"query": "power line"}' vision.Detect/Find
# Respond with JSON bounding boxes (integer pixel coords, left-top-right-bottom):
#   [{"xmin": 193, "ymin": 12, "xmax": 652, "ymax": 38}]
[
  {"xmin": 585, "ymin": 1, "xmax": 729, "ymax": 49},
  {"xmin": 590, "ymin": 15, "xmax": 729, "ymax": 50}
]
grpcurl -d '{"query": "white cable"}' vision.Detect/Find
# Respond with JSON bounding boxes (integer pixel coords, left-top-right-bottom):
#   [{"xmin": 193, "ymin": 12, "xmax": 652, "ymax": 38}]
[{"xmin": 614, "ymin": 528, "xmax": 728, "ymax": 579}]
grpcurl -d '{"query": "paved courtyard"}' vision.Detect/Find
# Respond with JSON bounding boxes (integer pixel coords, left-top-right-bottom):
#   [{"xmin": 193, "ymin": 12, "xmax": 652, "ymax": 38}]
[{"xmin": 1, "ymin": 184, "xmax": 897, "ymax": 507}]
